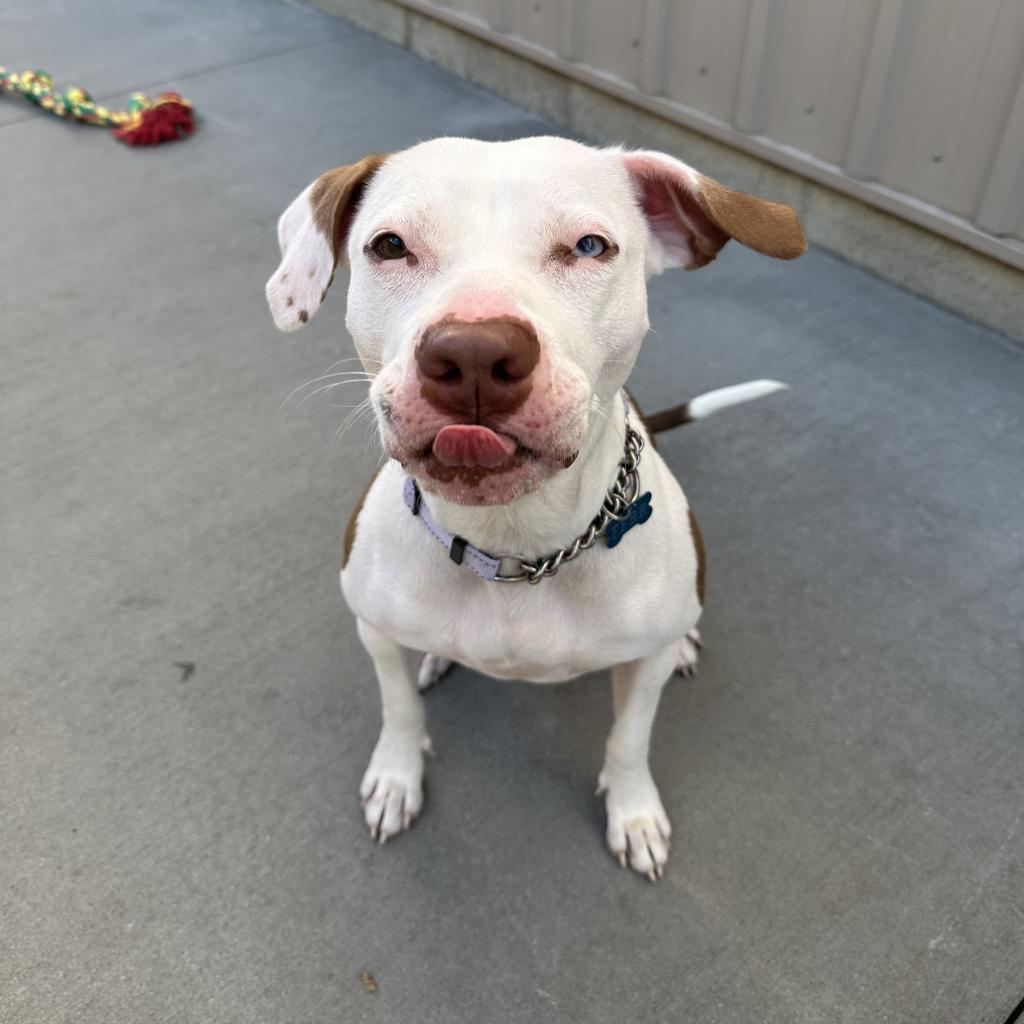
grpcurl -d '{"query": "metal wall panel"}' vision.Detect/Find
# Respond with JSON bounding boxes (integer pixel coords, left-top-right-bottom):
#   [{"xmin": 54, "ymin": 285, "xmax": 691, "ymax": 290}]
[
  {"xmin": 663, "ymin": 1, "xmax": 751, "ymax": 124},
  {"xmin": 505, "ymin": 0, "xmax": 563, "ymax": 51},
  {"xmin": 577, "ymin": 0, "xmax": 646, "ymax": 86},
  {"xmin": 760, "ymin": 0, "xmax": 880, "ymax": 166},
  {"xmin": 397, "ymin": 0, "xmax": 1024, "ymax": 265}
]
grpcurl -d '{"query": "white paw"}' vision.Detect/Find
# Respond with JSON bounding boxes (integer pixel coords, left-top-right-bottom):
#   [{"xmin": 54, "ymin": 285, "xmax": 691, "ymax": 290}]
[
  {"xmin": 597, "ymin": 766, "xmax": 672, "ymax": 881},
  {"xmin": 675, "ymin": 627, "xmax": 702, "ymax": 678},
  {"xmin": 359, "ymin": 731, "xmax": 432, "ymax": 843},
  {"xmin": 417, "ymin": 653, "xmax": 454, "ymax": 692}
]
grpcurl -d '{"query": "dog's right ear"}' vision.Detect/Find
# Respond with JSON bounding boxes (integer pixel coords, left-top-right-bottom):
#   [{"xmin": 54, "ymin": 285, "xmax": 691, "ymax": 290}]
[
  {"xmin": 620, "ymin": 150, "xmax": 806, "ymax": 272},
  {"xmin": 266, "ymin": 153, "xmax": 389, "ymax": 332}
]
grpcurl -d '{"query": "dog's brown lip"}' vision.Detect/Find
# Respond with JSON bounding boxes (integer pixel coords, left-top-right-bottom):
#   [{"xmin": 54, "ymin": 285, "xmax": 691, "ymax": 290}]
[{"xmin": 417, "ymin": 451, "xmax": 526, "ymax": 485}]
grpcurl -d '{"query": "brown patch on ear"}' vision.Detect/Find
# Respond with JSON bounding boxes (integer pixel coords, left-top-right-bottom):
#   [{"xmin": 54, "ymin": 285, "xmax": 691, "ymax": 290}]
[
  {"xmin": 695, "ymin": 176, "xmax": 806, "ymax": 262},
  {"xmin": 687, "ymin": 505, "xmax": 706, "ymax": 606},
  {"xmin": 342, "ymin": 469, "xmax": 381, "ymax": 569},
  {"xmin": 310, "ymin": 153, "xmax": 390, "ymax": 264}
]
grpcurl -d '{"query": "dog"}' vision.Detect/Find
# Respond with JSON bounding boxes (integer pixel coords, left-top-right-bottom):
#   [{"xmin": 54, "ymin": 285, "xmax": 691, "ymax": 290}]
[{"xmin": 266, "ymin": 137, "xmax": 805, "ymax": 879}]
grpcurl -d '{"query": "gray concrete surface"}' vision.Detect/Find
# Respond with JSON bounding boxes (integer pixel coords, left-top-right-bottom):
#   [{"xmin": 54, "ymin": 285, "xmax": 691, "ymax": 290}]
[{"xmin": 2, "ymin": 3, "xmax": 1023, "ymax": 1023}]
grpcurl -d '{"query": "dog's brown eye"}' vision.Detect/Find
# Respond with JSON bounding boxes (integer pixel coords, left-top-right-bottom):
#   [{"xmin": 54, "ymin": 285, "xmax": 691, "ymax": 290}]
[{"xmin": 372, "ymin": 233, "xmax": 408, "ymax": 260}]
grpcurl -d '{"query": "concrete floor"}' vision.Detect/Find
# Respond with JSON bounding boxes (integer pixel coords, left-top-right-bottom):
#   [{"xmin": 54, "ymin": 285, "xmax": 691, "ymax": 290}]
[{"xmin": 3, "ymin": 2, "xmax": 1023, "ymax": 1022}]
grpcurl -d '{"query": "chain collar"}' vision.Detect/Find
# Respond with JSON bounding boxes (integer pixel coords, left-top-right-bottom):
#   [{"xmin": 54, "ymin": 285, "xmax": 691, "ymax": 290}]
[{"xmin": 493, "ymin": 423, "xmax": 645, "ymax": 583}]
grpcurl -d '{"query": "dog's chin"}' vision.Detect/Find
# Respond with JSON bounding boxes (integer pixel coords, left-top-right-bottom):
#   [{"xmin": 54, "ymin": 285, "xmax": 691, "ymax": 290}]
[
  {"xmin": 408, "ymin": 453, "xmax": 553, "ymax": 506},
  {"xmin": 388, "ymin": 444, "xmax": 575, "ymax": 506}
]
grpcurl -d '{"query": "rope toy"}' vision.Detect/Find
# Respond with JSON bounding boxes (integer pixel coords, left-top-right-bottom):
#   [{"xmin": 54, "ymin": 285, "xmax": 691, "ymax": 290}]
[{"xmin": 0, "ymin": 68, "xmax": 194, "ymax": 146}]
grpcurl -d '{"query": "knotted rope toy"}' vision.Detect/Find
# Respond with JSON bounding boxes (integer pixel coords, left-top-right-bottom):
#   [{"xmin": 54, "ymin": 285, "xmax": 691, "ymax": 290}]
[{"xmin": 0, "ymin": 68, "xmax": 194, "ymax": 145}]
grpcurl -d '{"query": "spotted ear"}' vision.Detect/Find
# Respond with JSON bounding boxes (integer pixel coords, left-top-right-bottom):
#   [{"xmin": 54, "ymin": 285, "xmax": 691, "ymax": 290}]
[
  {"xmin": 265, "ymin": 153, "xmax": 389, "ymax": 332},
  {"xmin": 621, "ymin": 150, "xmax": 806, "ymax": 272}
]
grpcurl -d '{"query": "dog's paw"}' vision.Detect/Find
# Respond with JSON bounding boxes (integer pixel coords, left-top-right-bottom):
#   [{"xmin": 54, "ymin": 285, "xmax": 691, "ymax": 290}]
[
  {"xmin": 675, "ymin": 627, "xmax": 702, "ymax": 678},
  {"xmin": 417, "ymin": 653, "xmax": 454, "ymax": 692},
  {"xmin": 359, "ymin": 731, "xmax": 431, "ymax": 844},
  {"xmin": 597, "ymin": 766, "xmax": 671, "ymax": 881}
]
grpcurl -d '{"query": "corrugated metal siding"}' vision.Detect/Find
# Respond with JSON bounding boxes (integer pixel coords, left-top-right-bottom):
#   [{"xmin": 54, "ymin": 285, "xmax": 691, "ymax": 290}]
[{"xmin": 393, "ymin": 0, "xmax": 1024, "ymax": 270}]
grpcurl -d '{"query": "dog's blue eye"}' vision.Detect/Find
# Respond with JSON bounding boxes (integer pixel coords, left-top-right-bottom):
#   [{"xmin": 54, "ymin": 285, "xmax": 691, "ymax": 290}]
[{"xmin": 572, "ymin": 235, "xmax": 607, "ymax": 258}]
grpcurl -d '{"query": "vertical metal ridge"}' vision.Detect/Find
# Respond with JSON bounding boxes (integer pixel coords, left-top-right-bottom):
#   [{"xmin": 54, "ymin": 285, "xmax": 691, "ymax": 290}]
[
  {"xmin": 558, "ymin": 0, "xmax": 581, "ymax": 62},
  {"xmin": 733, "ymin": 0, "xmax": 780, "ymax": 135},
  {"xmin": 842, "ymin": 0, "xmax": 916, "ymax": 180},
  {"xmin": 975, "ymin": 65, "xmax": 1024, "ymax": 234},
  {"xmin": 638, "ymin": 0, "xmax": 670, "ymax": 96}
]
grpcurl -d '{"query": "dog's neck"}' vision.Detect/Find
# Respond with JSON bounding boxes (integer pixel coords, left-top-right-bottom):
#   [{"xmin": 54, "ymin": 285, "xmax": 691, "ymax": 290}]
[{"xmin": 421, "ymin": 391, "xmax": 629, "ymax": 558}]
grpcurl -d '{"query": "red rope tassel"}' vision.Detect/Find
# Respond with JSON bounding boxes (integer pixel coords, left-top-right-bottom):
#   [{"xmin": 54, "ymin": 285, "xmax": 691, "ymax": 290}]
[{"xmin": 113, "ymin": 93, "xmax": 195, "ymax": 146}]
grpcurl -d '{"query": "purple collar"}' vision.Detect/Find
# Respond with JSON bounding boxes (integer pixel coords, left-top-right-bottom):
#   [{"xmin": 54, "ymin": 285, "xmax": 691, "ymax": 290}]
[{"xmin": 403, "ymin": 477, "xmax": 506, "ymax": 581}]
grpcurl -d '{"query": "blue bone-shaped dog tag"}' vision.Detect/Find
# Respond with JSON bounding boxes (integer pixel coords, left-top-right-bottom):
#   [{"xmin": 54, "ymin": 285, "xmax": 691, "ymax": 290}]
[{"xmin": 605, "ymin": 492, "xmax": 653, "ymax": 548}]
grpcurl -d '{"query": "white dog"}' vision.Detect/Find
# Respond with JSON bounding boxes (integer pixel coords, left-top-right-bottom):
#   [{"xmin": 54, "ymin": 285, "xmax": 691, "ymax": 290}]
[{"xmin": 266, "ymin": 137, "xmax": 805, "ymax": 879}]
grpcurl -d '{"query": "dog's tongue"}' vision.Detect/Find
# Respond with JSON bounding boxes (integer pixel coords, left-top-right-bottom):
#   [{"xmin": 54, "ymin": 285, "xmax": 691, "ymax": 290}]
[{"xmin": 432, "ymin": 425, "xmax": 517, "ymax": 468}]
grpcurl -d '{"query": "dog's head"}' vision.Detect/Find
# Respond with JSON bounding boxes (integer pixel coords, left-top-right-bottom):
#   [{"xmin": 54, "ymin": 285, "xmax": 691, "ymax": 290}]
[{"xmin": 266, "ymin": 137, "xmax": 804, "ymax": 505}]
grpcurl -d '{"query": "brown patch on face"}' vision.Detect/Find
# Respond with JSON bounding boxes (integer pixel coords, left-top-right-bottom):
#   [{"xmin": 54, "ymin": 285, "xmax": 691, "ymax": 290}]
[
  {"xmin": 298, "ymin": 310, "xmax": 309, "ymax": 323},
  {"xmin": 309, "ymin": 153, "xmax": 390, "ymax": 264},
  {"xmin": 695, "ymin": 175, "xmax": 806, "ymax": 262},
  {"xmin": 286, "ymin": 296, "xmax": 294, "ymax": 307},
  {"xmin": 687, "ymin": 505, "xmax": 706, "ymax": 606},
  {"xmin": 342, "ymin": 469, "xmax": 381, "ymax": 569},
  {"xmin": 419, "ymin": 454, "xmax": 525, "ymax": 485}
]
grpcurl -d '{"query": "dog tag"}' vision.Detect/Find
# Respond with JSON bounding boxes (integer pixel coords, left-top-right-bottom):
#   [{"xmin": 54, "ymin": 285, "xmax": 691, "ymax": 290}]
[{"xmin": 605, "ymin": 492, "xmax": 653, "ymax": 548}]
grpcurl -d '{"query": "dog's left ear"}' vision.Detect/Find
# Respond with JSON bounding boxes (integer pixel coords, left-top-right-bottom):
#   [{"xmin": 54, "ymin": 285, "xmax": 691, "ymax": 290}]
[
  {"xmin": 266, "ymin": 153, "xmax": 389, "ymax": 332},
  {"xmin": 621, "ymin": 150, "xmax": 806, "ymax": 272}
]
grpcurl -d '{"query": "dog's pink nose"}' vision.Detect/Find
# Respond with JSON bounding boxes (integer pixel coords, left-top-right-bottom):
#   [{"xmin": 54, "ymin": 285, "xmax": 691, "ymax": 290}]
[{"xmin": 416, "ymin": 316, "xmax": 540, "ymax": 420}]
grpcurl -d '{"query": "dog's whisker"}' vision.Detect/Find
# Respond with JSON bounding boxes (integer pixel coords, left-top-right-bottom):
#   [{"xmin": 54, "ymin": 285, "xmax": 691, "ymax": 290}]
[
  {"xmin": 279, "ymin": 370, "xmax": 377, "ymax": 411},
  {"xmin": 588, "ymin": 402, "xmax": 611, "ymax": 427},
  {"xmin": 280, "ymin": 376, "xmax": 376, "ymax": 411},
  {"xmin": 284, "ymin": 376, "xmax": 374, "ymax": 410},
  {"xmin": 361, "ymin": 411, "xmax": 384, "ymax": 458},
  {"xmin": 331, "ymin": 397, "xmax": 375, "ymax": 448},
  {"xmin": 322, "ymin": 356, "xmax": 379, "ymax": 374},
  {"xmin": 294, "ymin": 378, "xmax": 373, "ymax": 410},
  {"xmin": 588, "ymin": 396, "xmax": 618, "ymax": 432}
]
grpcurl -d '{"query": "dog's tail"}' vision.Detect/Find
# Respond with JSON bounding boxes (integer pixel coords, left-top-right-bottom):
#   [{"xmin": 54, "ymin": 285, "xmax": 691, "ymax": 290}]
[{"xmin": 641, "ymin": 379, "xmax": 788, "ymax": 434}]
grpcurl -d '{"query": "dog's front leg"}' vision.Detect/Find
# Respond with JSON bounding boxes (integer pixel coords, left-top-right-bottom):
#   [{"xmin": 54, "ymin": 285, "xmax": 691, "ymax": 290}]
[
  {"xmin": 598, "ymin": 642, "xmax": 679, "ymax": 880},
  {"xmin": 357, "ymin": 617, "xmax": 431, "ymax": 844}
]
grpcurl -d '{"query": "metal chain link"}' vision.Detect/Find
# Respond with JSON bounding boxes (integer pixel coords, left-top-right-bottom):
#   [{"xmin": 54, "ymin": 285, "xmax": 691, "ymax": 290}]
[{"xmin": 493, "ymin": 424, "xmax": 645, "ymax": 584}]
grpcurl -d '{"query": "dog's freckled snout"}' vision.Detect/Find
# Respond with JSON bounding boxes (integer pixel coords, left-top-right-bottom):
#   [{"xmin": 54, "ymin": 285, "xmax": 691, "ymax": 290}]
[{"xmin": 416, "ymin": 317, "xmax": 540, "ymax": 419}]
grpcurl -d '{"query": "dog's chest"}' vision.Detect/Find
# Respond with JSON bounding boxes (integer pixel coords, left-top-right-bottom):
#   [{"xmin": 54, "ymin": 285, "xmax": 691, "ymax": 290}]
[
  {"xmin": 345, "ymin": 543, "xmax": 695, "ymax": 683},
  {"xmin": 367, "ymin": 582, "xmax": 661, "ymax": 681}
]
